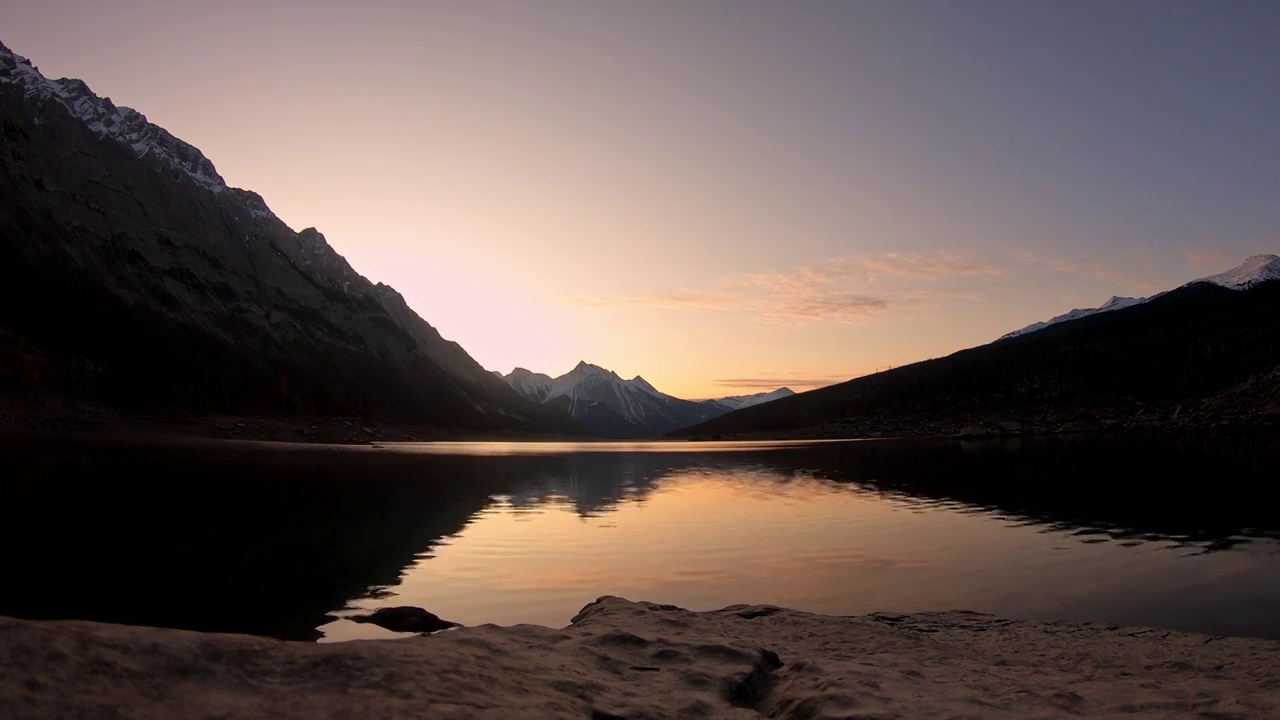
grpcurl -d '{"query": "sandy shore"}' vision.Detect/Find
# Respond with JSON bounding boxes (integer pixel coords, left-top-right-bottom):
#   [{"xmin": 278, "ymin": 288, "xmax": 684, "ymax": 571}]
[{"xmin": 3, "ymin": 597, "xmax": 1278, "ymax": 719}]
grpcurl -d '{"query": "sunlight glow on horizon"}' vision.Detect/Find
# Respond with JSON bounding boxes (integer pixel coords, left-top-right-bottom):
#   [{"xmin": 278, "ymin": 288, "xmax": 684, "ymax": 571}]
[{"xmin": 5, "ymin": 1, "xmax": 1278, "ymax": 398}]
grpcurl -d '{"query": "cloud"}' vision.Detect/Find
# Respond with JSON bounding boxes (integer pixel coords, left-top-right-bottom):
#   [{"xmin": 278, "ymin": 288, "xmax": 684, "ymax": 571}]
[
  {"xmin": 713, "ymin": 374, "xmax": 859, "ymax": 391},
  {"xmin": 807, "ymin": 253, "xmax": 1004, "ymax": 281},
  {"xmin": 577, "ymin": 290, "xmax": 728, "ymax": 311},
  {"xmin": 771, "ymin": 294, "xmax": 892, "ymax": 321},
  {"xmin": 576, "ymin": 251, "xmax": 1000, "ymax": 324},
  {"xmin": 576, "ymin": 249, "xmax": 1205, "ymax": 324}
]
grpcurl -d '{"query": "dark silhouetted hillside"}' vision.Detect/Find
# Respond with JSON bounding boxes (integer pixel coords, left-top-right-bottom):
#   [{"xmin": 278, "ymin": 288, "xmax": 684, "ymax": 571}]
[
  {"xmin": 674, "ymin": 281, "xmax": 1280, "ymax": 438},
  {"xmin": 0, "ymin": 41, "xmax": 582, "ymax": 435}
]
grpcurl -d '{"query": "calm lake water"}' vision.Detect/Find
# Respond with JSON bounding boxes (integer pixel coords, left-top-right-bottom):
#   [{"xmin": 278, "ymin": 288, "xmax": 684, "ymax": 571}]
[{"xmin": 1, "ymin": 433, "xmax": 1278, "ymax": 642}]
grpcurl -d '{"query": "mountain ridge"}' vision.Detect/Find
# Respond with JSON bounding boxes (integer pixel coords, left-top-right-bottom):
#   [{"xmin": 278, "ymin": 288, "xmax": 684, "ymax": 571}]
[
  {"xmin": 1000, "ymin": 254, "xmax": 1280, "ymax": 341},
  {"xmin": 0, "ymin": 39, "xmax": 583, "ymax": 435},
  {"xmin": 999, "ymin": 296, "xmax": 1146, "ymax": 340},
  {"xmin": 675, "ymin": 258, "xmax": 1280, "ymax": 439},
  {"xmin": 498, "ymin": 362, "xmax": 792, "ymax": 437},
  {"xmin": 700, "ymin": 387, "xmax": 796, "ymax": 411},
  {"xmin": 1195, "ymin": 253, "xmax": 1280, "ymax": 291}
]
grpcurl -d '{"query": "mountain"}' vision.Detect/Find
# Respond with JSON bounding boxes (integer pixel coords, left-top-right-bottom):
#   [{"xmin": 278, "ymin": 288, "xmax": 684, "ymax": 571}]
[
  {"xmin": 701, "ymin": 388, "xmax": 796, "ymax": 411},
  {"xmin": 0, "ymin": 40, "xmax": 582, "ymax": 435},
  {"xmin": 999, "ymin": 296, "xmax": 1146, "ymax": 340},
  {"xmin": 501, "ymin": 368, "xmax": 554, "ymax": 402},
  {"xmin": 1001, "ymin": 254, "xmax": 1280, "ymax": 340},
  {"xmin": 499, "ymin": 362, "xmax": 790, "ymax": 437},
  {"xmin": 1195, "ymin": 253, "xmax": 1280, "ymax": 291},
  {"xmin": 674, "ymin": 256, "xmax": 1280, "ymax": 439}
]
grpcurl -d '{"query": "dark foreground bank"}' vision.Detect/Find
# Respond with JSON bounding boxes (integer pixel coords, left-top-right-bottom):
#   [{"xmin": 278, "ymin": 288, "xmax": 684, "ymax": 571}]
[{"xmin": 2, "ymin": 597, "xmax": 1278, "ymax": 719}]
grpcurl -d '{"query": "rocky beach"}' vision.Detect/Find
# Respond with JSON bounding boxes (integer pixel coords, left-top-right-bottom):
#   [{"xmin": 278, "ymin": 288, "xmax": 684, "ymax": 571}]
[{"xmin": 3, "ymin": 597, "xmax": 1278, "ymax": 719}]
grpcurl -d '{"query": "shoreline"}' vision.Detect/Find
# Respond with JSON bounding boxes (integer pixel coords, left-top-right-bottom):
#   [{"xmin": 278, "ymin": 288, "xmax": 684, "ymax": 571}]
[
  {"xmin": 4, "ymin": 385, "xmax": 1279, "ymax": 447},
  {"xmin": 4, "ymin": 401, "xmax": 1279, "ymax": 449},
  {"xmin": 3, "ymin": 597, "xmax": 1278, "ymax": 719}
]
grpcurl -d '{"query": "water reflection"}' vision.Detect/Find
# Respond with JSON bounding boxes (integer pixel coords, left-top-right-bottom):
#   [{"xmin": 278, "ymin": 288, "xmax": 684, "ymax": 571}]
[
  {"xmin": 1, "ymin": 432, "xmax": 1277, "ymax": 642},
  {"xmin": 449, "ymin": 435, "xmax": 1280, "ymax": 552}
]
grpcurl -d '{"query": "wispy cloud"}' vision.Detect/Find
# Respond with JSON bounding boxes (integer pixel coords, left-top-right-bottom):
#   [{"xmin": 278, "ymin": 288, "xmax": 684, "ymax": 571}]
[
  {"xmin": 577, "ymin": 248, "xmax": 1213, "ymax": 324},
  {"xmin": 578, "ymin": 290, "xmax": 728, "ymax": 311},
  {"xmin": 716, "ymin": 371, "xmax": 865, "ymax": 389},
  {"xmin": 576, "ymin": 251, "xmax": 1000, "ymax": 324}
]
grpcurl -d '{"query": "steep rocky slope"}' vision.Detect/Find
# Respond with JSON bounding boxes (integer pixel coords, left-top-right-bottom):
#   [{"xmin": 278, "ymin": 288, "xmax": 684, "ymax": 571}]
[{"xmin": 0, "ymin": 41, "xmax": 580, "ymax": 434}]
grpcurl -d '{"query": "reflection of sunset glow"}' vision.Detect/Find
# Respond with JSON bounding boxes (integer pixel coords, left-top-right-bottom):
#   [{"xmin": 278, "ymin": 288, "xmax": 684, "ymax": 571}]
[
  {"xmin": 326, "ymin": 469, "xmax": 1269, "ymax": 640},
  {"xmin": 399, "ymin": 440, "xmax": 858, "ymax": 456}
]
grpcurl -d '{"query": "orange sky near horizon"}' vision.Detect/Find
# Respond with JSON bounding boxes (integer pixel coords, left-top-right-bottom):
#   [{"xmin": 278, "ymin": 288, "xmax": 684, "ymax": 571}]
[{"xmin": 5, "ymin": 1, "xmax": 1278, "ymax": 398}]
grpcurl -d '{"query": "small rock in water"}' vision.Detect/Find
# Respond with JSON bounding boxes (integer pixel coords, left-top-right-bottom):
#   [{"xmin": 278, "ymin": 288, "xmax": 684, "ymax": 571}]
[{"xmin": 349, "ymin": 606, "xmax": 458, "ymax": 634}]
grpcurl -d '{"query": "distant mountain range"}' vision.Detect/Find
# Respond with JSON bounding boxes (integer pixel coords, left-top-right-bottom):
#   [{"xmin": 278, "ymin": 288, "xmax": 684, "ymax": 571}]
[
  {"xmin": 676, "ymin": 254, "xmax": 1280, "ymax": 439},
  {"xmin": 497, "ymin": 363, "xmax": 793, "ymax": 437},
  {"xmin": 5, "ymin": 39, "xmax": 1278, "ymax": 442},
  {"xmin": 999, "ymin": 254, "xmax": 1280, "ymax": 340},
  {"xmin": 0, "ymin": 40, "xmax": 581, "ymax": 435}
]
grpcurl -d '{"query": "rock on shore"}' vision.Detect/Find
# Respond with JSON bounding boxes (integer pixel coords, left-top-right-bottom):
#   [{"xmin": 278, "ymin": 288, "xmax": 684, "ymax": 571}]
[{"xmin": 2, "ymin": 597, "xmax": 1278, "ymax": 719}]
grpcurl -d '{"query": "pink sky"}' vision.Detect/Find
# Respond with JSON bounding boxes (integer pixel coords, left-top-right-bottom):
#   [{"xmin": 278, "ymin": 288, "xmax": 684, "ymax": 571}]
[{"xmin": 5, "ymin": 1, "xmax": 1275, "ymax": 397}]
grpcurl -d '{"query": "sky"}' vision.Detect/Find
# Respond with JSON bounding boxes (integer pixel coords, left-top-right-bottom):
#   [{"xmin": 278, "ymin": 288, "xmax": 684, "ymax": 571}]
[{"xmin": 5, "ymin": 0, "xmax": 1280, "ymax": 397}]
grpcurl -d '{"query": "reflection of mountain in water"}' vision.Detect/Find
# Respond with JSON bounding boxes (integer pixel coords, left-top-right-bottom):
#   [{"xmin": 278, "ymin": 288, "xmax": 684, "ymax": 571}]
[
  {"xmin": 499, "ymin": 455, "xmax": 669, "ymax": 516},
  {"xmin": 0, "ymin": 437, "xmax": 512, "ymax": 640},
  {"xmin": 792, "ymin": 435, "xmax": 1280, "ymax": 553},
  {"xmin": 486, "ymin": 436, "xmax": 1280, "ymax": 553},
  {"xmin": 3, "ymin": 434, "xmax": 1277, "ymax": 640},
  {"xmin": 493, "ymin": 453, "xmax": 834, "ymax": 516}
]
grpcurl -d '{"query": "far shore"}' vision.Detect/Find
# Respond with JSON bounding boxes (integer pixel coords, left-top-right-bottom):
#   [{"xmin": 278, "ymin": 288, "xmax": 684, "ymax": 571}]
[
  {"xmin": 3, "ymin": 597, "xmax": 1278, "ymax": 719},
  {"xmin": 4, "ymin": 387, "xmax": 1279, "ymax": 447},
  {"xmin": 2, "ymin": 413, "xmax": 1275, "ymax": 451}
]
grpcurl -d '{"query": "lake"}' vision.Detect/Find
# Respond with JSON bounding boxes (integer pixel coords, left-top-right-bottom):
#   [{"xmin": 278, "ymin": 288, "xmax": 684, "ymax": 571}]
[{"xmin": 1, "ymin": 433, "xmax": 1278, "ymax": 642}]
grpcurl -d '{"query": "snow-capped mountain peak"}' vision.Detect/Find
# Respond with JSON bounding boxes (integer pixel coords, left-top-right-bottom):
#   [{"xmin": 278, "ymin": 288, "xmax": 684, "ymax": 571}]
[
  {"xmin": 1195, "ymin": 254, "xmax": 1280, "ymax": 290},
  {"xmin": 998, "ymin": 252, "xmax": 1280, "ymax": 341},
  {"xmin": 0, "ymin": 40, "xmax": 270, "ymax": 210},
  {"xmin": 570, "ymin": 360, "xmax": 613, "ymax": 377},
  {"xmin": 498, "ymin": 362, "xmax": 794, "ymax": 437},
  {"xmin": 546, "ymin": 361, "xmax": 618, "ymax": 401},
  {"xmin": 502, "ymin": 367, "xmax": 554, "ymax": 402}
]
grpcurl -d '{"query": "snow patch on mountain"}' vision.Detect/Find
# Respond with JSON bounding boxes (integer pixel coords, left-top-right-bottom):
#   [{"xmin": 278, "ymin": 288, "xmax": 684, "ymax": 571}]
[
  {"xmin": 1000, "ymin": 296, "xmax": 1146, "ymax": 340},
  {"xmin": 626, "ymin": 375, "xmax": 663, "ymax": 398},
  {"xmin": 703, "ymin": 387, "xmax": 796, "ymax": 411},
  {"xmin": 0, "ymin": 40, "xmax": 268, "ymax": 209},
  {"xmin": 999, "ymin": 253, "xmax": 1280, "ymax": 341},
  {"xmin": 534, "ymin": 362, "xmax": 673, "ymax": 425},
  {"xmin": 499, "ymin": 362, "xmax": 795, "ymax": 436},
  {"xmin": 1194, "ymin": 254, "xmax": 1280, "ymax": 291},
  {"xmin": 545, "ymin": 361, "xmax": 614, "ymax": 402},
  {"xmin": 503, "ymin": 368, "xmax": 554, "ymax": 402}
]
